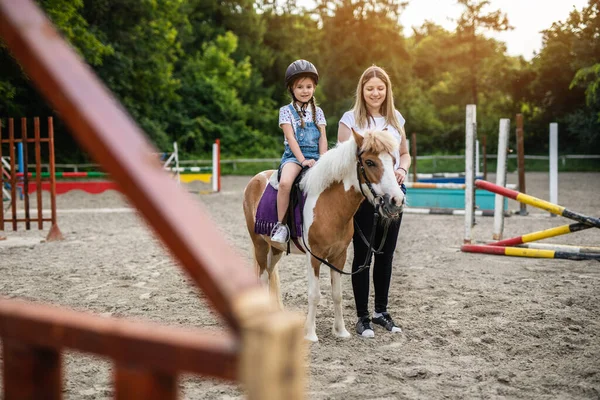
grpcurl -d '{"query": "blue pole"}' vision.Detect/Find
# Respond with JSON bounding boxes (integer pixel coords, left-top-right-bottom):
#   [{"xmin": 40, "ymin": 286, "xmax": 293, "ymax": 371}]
[
  {"xmin": 17, "ymin": 142, "xmax": 24, "ymax": 199},
  {"xmin": 18, "ymin": 142, "xmax": 24, "ymax": 172}
]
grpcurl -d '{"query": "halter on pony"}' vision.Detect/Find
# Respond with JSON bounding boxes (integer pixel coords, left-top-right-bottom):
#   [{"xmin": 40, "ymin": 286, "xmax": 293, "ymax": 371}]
[{"xmin": 299, "ymin": 143, "xmax": 400, "ymax": 276}]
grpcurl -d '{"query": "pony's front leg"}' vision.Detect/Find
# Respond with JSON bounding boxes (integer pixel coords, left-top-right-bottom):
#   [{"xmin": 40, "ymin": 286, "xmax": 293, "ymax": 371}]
[
  {"xmin": 268, "ymin": 249, "xmax": 284, "ymax": 309},
  {"xmin": 330, "ymin": 253, "xmax": 350, "ymax": 338},
  {"xmin": 304, "ymin": 255, "xmax": 321, "ymax": 342}
]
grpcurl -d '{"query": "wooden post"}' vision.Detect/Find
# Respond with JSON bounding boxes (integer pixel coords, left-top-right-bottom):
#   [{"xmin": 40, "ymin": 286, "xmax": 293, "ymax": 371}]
[
  {"xmin": 3, "ymin": 340, "xmax": 62, "ymax": 400},
  {"xmin": 482, "ymin": 135, "xmax": 487, "ymax": 180},
  {"xmin": 21, "ymin": 117, "xmax": 31, "ymax": 229},
  {"xmin": 0, "ymin": 118, "xmax": 4, "ymax": 231},
  {"xmin": 411, "ymin": 132, "xmax": 417, "ymax": 183},
  {"xmin": 115, "ymin": 366, "xmax": 177, "ymax": 400},
  {"xmin": 516, "ymin": 114, "xmax": 527, "ymax": 215},
  {"xmin": 493, "ymin": 119, "xmax": 509, "ymax": 240},
  {"xmin": 46, "ymin": 116, "xmax": 63, "ymax": 241},
  {"xmin": 475, "ymin": 139, "xmax": 480, "ymax": 177},
  {"xmin": 549, "ymin": 123, "xmax": 558, "ymax": 217},
  {"xmin": 34, "ymin": 117, "xmax": 43, "ymax": 228},
  {"xmin": 8, "ymin": 118, "xmax": 17, "ymax": 231},
  {"xmin": 235, "ymin": 289, "xmax": 306, "ymax": 400},
  {"xmin": 464, "ymin": 105, "xmax": 476, "ymax": 244}
]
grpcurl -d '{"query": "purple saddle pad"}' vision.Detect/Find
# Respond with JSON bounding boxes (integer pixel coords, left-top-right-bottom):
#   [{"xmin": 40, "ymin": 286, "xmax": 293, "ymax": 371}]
[{"xmin": 254, "ymin": 184, "xmax": 305, "ymax": 238}]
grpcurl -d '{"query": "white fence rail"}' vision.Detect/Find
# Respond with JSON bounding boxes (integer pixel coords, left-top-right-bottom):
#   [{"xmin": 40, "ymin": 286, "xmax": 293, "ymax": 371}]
[{"xmin": 25, "ymin": 154, "xmax": 600, "ymax": 173}]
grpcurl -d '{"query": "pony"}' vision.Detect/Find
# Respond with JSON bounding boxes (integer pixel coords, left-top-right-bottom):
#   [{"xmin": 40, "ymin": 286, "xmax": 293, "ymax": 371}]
[{"xmin": 242, "ymin": 129, "xmax": 405, "ymax": 342}]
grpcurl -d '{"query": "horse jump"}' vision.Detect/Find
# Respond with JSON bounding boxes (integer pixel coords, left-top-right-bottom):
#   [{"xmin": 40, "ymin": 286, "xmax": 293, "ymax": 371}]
[
  {"xmin": 461, "ymin": 180, "xmax": 600, "ymax": 261},
  {"xmin": 0, "ymin": 116, "xmax": 62, "ymax": 241}
]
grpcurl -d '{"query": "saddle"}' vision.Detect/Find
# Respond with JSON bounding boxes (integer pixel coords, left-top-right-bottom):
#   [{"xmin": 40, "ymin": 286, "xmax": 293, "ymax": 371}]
[{"xmin": 254, "ymin": 169, "xmax": 307, "ymax": 252}]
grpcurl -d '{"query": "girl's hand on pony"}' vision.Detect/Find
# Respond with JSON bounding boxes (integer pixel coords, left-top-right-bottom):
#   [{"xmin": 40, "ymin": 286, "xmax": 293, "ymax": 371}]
[
  {"xmin": 301, "ymin": 159, "xmax": 316, "ymax": 168},
  {"xmin": 395, "ymin": 167, "xmax": 407, "ymax": 184}
]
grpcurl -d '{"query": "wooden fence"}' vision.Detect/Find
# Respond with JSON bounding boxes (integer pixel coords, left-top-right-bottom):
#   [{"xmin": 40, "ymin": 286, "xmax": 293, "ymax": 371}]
[
  {"xmin": 0, "ymin": 116, "xmax": 63, "ymax": 241},
  {"xmin": 0, "ymin": 1, "xmax": 304, "ymax": 399}
]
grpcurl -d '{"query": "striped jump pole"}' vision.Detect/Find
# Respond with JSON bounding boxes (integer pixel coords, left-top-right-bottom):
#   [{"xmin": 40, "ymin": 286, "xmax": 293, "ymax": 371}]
[
  {"xmin": 461, "ymin": 244, "xmax": 600, "ymax": 261},
  {"xmin": 475, "ymin": 179, "xmax": 600, "ymax": 229},
  {"xmin": 168, "ymin": 167, "xmax": 212, "ymax": 173},
  {"xmin": 514, "ymin": 243, "xmax": 600, "ymax": 255},
  {"xmin": 405, "ymin": 207, "xmax": 508, "ymax": 217},
  {"xmin": 405, "ymin": 182, "xmax": 517, "ymax": 190},
  {"xmin": 404, "ymin": 182, "xmax": 467, "ymax": 189},
  {"xmin": 16, "ymin": 171, "xmax": 109, "ymax": 178},
  {"xmin": 488, "ymin": 222, "xmax": 592, "ymax": 247}
]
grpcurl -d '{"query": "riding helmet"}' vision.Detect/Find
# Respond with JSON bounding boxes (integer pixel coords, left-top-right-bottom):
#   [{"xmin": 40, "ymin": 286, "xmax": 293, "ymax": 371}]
[{"xmin": 285, "ymin": 59, "xmax": 319, "ymax": 87}]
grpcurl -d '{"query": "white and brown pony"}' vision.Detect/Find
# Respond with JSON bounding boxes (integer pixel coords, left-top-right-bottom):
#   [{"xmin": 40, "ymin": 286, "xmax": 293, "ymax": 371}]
[{"xmin": 243, "ymin": 129, "xmax": 404, "ymax": 342}]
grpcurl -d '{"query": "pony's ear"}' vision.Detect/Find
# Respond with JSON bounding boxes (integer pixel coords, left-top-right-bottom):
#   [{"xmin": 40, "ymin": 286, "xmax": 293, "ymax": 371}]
[{"xmin": 352, "ymin": 128, "xmax": 364, "ymax": 150}]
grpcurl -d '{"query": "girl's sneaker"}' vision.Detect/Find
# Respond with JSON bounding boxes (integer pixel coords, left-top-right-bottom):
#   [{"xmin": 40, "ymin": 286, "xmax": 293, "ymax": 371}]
[
  {"xmin": 372, "ymin": 312, "xmax": 402, "ymax": 333},
  {"xmin": 270, "ymin": 223, "xmax": 289, "ymax": 243},
  {"xmin": 355, "ymin": 317, "xmax": 375, "ymax": 338}
]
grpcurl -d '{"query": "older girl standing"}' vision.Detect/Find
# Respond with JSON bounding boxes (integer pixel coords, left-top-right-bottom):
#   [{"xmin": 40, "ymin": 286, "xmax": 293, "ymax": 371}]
[{"xmin": 337, "ymin": 65, "xmax": 411, "ymax": 337}]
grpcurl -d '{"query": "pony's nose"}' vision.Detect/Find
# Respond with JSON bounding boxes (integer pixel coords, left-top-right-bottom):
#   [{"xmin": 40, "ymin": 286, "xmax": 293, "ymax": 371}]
[
  {"xmin": 391, "ymin": 194, "xmax": 404, "ymax": 207},
  {"xmin": 383, "ymin": 194, "xmax": 404, "ymax": 210}
]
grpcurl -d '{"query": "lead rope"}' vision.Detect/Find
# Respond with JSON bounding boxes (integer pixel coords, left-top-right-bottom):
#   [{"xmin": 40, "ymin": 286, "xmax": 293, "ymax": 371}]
[{"xmin": 298, "ymin": 155, "xmax": 387, "ymax": 276}]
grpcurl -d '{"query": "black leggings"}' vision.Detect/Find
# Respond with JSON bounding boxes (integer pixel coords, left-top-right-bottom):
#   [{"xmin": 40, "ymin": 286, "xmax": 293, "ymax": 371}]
[{"xmin": 351, "ymin": 201, "xmax": 403, "ymax": 318}]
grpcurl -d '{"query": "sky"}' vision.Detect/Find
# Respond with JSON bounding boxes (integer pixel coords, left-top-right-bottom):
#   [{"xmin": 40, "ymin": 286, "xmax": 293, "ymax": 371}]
[
  {"xmin": 400, "ymin": 0, "xmax": 589, "ymax": 60},
  {"xmin": 297, "ymin": 0, "xmax": 589, "ymax": 60}
]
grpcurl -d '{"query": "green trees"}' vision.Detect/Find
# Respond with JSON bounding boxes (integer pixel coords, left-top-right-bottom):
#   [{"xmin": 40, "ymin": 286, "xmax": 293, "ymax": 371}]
[
  {"xmin": 173, "ymin": 32, "xmax": 279, "ymax": 157},
  {"xmin": 526, "ymin": 0, "xmax": 600, "ymax": 153},
  {"xmin": 455, "ymin": 0, "xmax": 512, "ymax": 106},
  {"xmin": 0, "ymin": 0, "xmax": 598, "ymax": 161}
]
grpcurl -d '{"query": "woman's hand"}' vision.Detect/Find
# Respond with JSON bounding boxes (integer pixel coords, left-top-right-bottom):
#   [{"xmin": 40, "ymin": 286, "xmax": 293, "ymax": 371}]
[
  {"xmin": 301, "ymin": 159, "xmax": 316, "ymax": 168},
  {"xmin": 395, "ymin": 167, "xmax": 407, "ymax": 184}
]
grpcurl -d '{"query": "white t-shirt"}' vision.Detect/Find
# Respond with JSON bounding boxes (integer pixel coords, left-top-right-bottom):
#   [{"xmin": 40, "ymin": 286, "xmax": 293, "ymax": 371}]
[
  {"xmin": 339, "ymin": 110, "xmax": 405, "ymax": 170},
  {"xmin": 279, "ymin": 103, "xmax": 327, "ymax": 145}
]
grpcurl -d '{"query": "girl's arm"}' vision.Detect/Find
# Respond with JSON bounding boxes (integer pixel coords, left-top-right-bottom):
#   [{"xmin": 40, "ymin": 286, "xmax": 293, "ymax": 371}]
[
  {"xmin": 395, "ymin": 126, "xmax": 412, "ymax": 184},
  {"xmin": 337, "ymin": 122, "xmax": 352, "ymax": 143},
  {"xmin": 282, "ymin": 124, "xmax": 307, "ymax": 164},
  {"xmin": 318, "ymin": 125, "xmax": 328, "ymax": 155}
]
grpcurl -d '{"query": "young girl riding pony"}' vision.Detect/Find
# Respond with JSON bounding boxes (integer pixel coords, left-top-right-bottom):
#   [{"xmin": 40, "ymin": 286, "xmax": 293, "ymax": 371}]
[{"xmin": 271, "ymin": 60, "xmax": 328, "ymax": 243}]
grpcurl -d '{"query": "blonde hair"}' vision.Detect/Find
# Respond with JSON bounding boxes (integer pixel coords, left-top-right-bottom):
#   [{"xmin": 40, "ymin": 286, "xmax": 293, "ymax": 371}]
[{"xmin": 352, "ymin": 65, "xmax": 403, "ymax": 133}]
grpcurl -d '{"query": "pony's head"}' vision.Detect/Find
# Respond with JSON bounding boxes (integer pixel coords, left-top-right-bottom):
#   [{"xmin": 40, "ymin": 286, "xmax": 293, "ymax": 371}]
[{"xmin": 354, "ymin": 129, "xmax": 405, "ymax": 219}]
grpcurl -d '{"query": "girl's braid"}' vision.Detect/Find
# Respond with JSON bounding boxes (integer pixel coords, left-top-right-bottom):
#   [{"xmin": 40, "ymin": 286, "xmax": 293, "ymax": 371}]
[
  {"xmin": 310, "ymin": 96, "xmax": 317, "ymax": 124},
  {"xmin": 294, "ymin": 102, "xmax": 306, "ymax": 129}
]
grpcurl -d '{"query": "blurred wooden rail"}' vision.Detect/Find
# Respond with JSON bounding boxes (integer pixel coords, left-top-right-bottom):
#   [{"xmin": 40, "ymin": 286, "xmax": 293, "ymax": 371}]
[{"xmin": 0, "ymin": 0, "xmax": 304, "ymax": 399}]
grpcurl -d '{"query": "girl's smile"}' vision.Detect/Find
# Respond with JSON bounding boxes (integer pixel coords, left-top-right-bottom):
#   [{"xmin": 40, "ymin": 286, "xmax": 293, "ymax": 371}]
[
  {"xmin": 293, "ymin": 77, "xmax": 315, "ymax": 103},
  {"xmin": 363, "ymin": 77, "xmax": 387, "ymax": 115}
]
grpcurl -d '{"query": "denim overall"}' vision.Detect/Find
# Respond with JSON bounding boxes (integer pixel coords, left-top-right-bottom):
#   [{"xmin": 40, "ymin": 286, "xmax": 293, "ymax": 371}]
[{"xmin": 279, "ymin": 104, "xmax": 321, "ymax": 172}]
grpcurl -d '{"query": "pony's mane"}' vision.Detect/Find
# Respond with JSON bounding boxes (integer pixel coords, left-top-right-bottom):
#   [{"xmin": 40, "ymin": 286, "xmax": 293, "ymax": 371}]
[
  {"xmin": 360, "ymin": 129, "xmax": 398, "ymax": 156},
  {"xmin": 301, "ymin": 130, "xmax": 398, "ymax": 195}
]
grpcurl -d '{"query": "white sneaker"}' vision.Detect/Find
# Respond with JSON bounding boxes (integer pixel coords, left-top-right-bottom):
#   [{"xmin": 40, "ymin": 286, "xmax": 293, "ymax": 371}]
[{"xmin": 270, "ymin": 223, "xmax": 289, "ymax": 243}]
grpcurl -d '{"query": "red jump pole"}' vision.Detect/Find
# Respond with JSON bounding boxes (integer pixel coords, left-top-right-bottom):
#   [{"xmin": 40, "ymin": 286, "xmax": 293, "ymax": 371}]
[
  {"xmin": 488, "ymin": 222, "xmax": 591, "ymax": 247},
  {"xmin": 461, "ymin": 243, "xmax": 600, "ymax": 261},
  {"xmin": 475, "ymin": 179, "xmax": 600, "ymax": 229}
]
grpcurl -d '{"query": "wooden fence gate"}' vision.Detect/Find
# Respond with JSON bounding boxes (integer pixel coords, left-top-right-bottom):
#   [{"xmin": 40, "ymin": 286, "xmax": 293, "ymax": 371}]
[
  {"xmin": 0, "ymin": 1, "xmax": 305, "ymax": 399},
  {"xmin": 1, "ymin": 116, "xmax": 63, "ymax": 241}
]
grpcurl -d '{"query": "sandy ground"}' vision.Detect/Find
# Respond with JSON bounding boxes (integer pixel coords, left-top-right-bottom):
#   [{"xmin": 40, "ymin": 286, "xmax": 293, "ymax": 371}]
[{"xmin": 1, "ymin": 172, "xmax": 599, "ymax": 399}]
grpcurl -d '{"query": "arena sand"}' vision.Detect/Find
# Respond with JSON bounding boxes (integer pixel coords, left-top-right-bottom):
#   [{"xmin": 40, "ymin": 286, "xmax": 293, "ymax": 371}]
[{"xmin": 0, "ymin": 172, "xmax": 599, "ymax": 399}]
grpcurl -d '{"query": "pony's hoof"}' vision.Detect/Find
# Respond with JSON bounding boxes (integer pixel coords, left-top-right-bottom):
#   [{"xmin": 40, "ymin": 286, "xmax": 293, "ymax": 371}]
[
  {"xmin": 334, "ymin": 328, "xmax": 351, "ymax": 339},
  {"xmin": 304, "ymin": 333, "xmax": 319, "ymax": 343}
]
